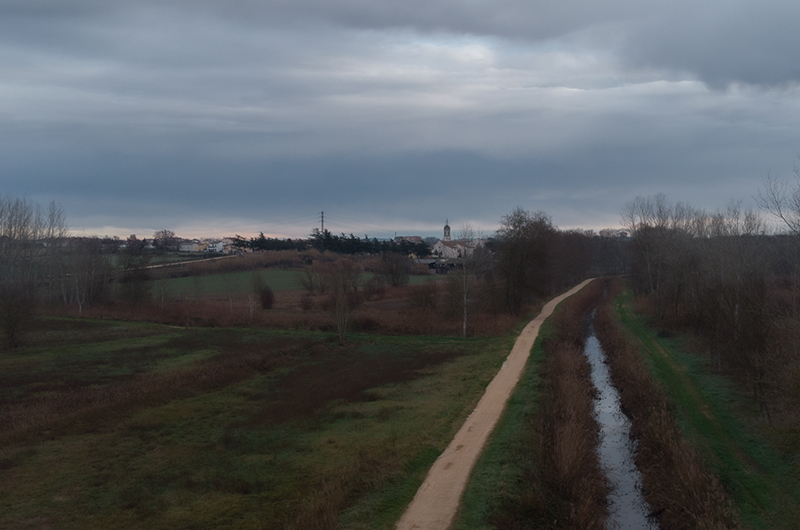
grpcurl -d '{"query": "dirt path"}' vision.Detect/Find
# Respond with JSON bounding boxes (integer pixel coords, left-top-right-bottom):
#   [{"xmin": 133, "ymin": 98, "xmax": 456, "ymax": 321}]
[{"xmin": 396, "ymin": 279, "xmax": 594, "ymax": 530}]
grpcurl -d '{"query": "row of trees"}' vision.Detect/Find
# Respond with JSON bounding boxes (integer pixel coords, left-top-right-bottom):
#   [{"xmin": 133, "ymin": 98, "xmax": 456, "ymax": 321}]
[
  {"xmin": 623, "ymin": 192, "xmax": 799, "ymax": 420},
  {"xmin": 436, "ymin": 210, "xmax": 628, "ymax": 338},
  {"xmin": 489, "ymin": 208, "xmax": 623, "ymax": 316},
  {"xmin": 0, "ymin": 197, "xmax": 169, "ymax": 347},
  {"xmin": 236, "ymin": 230, "xmax": 430, "ymax": 257}
]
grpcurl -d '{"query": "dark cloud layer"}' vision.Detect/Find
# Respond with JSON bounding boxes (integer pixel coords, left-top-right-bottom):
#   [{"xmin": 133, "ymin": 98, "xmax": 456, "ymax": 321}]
[{"xmin": 2, "ymin": 0, "xmax": 800, "ymax": 237}]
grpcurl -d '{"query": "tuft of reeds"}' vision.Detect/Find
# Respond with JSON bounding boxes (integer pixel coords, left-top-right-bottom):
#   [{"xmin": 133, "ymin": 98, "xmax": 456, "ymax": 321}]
[{"xmin": 594, "ymin": 277, "xmax": 740, "ymax": 530}]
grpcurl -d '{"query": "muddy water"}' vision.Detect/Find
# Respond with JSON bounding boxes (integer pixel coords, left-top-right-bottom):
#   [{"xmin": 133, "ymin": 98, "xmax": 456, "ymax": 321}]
[{"xmin": 584, "ymin": 320, "xmax": 659, "ymax": 530}]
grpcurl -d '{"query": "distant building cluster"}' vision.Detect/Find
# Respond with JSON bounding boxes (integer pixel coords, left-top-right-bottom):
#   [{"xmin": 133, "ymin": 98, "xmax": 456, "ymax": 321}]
[
  {"xmin": 110, "ymin": 219, "xmax": 501, "ymax": 258},
  {"xmin": 178, "ymin": 238, "xmax": 238, "ymax": 253},
  {"xmin": 430, "ymin": 220, "xmax": 485, "ymax": 259}
]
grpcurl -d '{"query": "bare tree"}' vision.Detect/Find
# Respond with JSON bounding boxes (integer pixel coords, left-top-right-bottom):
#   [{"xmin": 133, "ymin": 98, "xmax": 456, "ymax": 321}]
[
  {"xmin": 322, "ymin": 258, "xmax": 363, "ymax": 341},
  {"xmin": 220, "ymin": 272, "xmax": 236, "ymax": 314},
  {"xmin": 758, "ymin": 163, "xmax": 800, "ymax": 235},
  {"xmin": 495, "ymin": 207, "xmax": 557, "ymax": 315},
  {"xmin": 153, "ymin": 229, "xmax": 178, "ymax": 251},
  {"xmin": 376, "ymin": 252, "xmax": 410, "ymax": 288},
  {"xmin": 118, "ymin": 235, "xmax": 151, "ymax": 307},
  {"xmin": 67, "ymin": 238, "xmax": 110, "ymax": 315},
  {"xmin": 0, "ymin": 283, "xmax": 34, "ymax": 349},
  {"xmin": 246, "ymin": 272, "xmax": 265, "ymax": 319},
  {"xmin": 0, "ymin": 195, "xmax": 67, "ymax": 345},
  {"xmin": 152, "ymin": 273, "xmax": 171, "ymax": 311},
  {"xmin": 448, "ymin": 224, "xmax": 482, "ymax": 337},
  {"xmin": 622, "ymin": 195, "xmax": 701, "ymax": 319}
]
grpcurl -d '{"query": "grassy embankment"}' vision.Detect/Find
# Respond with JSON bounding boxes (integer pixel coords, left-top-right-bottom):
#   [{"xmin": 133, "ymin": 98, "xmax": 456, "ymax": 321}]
[
  {"xmin": 0, "ymin": 317, "xmax": 516, "ymax": 529},
  {"xmin": 453, "ymin": 279, "xmax": 608, "ymax": 530},
  {"xmin": 613, "ymin": 286, "xmax": 800, "ymax": 529}
]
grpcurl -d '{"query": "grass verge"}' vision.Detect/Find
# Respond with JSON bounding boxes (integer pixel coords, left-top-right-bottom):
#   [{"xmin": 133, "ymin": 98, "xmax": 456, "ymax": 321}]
[{"xmin": 612, "ymin": 283, "xmax": 800, "ymax": 529}]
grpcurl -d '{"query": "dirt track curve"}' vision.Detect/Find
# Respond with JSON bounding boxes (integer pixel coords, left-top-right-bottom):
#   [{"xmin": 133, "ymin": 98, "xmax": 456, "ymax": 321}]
[{"xmin": 395, "ymin": 279, "xmax": 593, "ymax": 530}]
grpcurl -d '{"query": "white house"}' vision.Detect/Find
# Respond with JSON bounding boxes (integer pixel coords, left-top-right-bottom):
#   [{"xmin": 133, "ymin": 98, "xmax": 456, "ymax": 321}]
[
  {"xmin": 206, "ymin": 238, "xmax": 235, "ymax": 253},
  {"xmin": 179, "ymin": 240, "xmax": 202, "ymax": 252}
]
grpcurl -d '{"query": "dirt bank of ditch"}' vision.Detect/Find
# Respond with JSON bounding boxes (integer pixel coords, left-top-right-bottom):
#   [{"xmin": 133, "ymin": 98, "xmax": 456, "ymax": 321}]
[{"xmin": 395, "ymin": 279, "xmax": 593, "ymax": 530}]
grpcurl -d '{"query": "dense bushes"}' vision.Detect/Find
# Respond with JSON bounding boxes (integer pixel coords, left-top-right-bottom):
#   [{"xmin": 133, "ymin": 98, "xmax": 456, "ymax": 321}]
[{"xmin": 0, "ymin": 283, "xmax": 35, "ymax": 349}]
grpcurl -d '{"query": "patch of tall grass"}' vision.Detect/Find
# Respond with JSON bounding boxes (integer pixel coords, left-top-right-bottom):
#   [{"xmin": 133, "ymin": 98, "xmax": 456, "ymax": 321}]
[{"xmin": 454, "ymin": 280, "xmax": 609, "ymax": 529}]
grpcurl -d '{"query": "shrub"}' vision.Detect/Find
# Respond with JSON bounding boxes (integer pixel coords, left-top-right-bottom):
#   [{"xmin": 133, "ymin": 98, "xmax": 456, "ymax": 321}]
[
  {"xmin": 363, "ymin": 277, "xmax": 386, "ymax": 301},
  {"xmin": 0, "ymin": 283, "xmax": 35, "ymax": 349},
  {"xmin": 408, "ymin": 282, "xmax": 438, "ymax": 311},
  {"xmin": 375, "ymin": 252, "xmax": 410, "ymax": 287},
  {"xmin": 300, "ymin": 294, "xmax": 314, "ymax": 312},
  {"xmin": 259, "ymin": 286, "xmax": 275, "ymax": 310}
]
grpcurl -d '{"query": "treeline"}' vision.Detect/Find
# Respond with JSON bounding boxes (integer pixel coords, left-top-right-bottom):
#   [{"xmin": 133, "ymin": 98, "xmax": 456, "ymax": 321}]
[
  {"xmin": 623, "ymin": 193, "xmax": 799, "ymax": 423},
  {"xmin": 238, "ymin": 229, "xmax": 430, "ymax": 256},
  {"xmin": 0, "ymin": 196, "xmax": 160, "ymax": 348},
  {"xmin": 0, "ymin": 194, "xmax": 631, "ymax": 346},
  {"xmin": 486, "ymin": 207, "xmax": 627, "ymax": 315},
  {"xmin": 0, "ymin": 196, "xmax": 69, "ymax": 347}
]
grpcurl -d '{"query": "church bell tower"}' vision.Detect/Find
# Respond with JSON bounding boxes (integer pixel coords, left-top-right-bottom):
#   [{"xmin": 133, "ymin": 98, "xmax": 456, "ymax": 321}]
[{"xmin": 443, "ymin": 219, "xmax": 451, "ymax": 241}]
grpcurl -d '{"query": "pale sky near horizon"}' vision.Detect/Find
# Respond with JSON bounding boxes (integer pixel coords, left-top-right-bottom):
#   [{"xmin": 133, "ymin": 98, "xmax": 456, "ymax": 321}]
[{"xmin": 3, "ymin": 1, "xmax": 800, "ymax": 239}]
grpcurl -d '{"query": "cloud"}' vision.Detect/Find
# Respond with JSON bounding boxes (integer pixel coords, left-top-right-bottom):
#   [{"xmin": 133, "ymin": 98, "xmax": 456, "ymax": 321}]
[
  {"xmin": 619, "ymin": 1, "xmax": 800, "ymax": 88},
  {"xmin": 2, "ymin": 0, "xmax": 800, "ymax": 238}
]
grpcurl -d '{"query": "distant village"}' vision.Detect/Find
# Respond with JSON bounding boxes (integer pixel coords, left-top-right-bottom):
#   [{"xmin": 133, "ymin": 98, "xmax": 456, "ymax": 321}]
[{"xmin": 80, "ymin": 220, "xmax": 628, "ymax": 261}]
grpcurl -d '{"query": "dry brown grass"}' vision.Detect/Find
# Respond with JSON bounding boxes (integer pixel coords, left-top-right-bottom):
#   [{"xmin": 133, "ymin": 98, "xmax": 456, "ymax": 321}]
[
  {"xmin": 49, "ymin": 280, "xmax": 522, "ymax": 338},
  {"xmin": 536, "ymin": 342, "xmax": 609, "ymax": 529},
  {"xmin": 284, "ymin": 442, "xmax": 404, "ymax": 530},
  {"xmin": 489, "ymin": 280, "xmax": 608, "ymax": 529},
  {"xmin": 594, "ymin": 278, "xmax": 740, "ymax": 530},
  {"xmin": 0, "ymin": 338, "xmax": 304, "ymax": 445},
  {"xmin": 181, "ymin": 250, "xmax": 320, "ymax": 276}
]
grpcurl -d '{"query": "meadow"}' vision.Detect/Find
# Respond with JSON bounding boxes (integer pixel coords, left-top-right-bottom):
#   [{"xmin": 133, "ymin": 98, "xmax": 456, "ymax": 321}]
[{"xmin": 0, "ymin": 316, "xmax": 517, "ymax": 529}]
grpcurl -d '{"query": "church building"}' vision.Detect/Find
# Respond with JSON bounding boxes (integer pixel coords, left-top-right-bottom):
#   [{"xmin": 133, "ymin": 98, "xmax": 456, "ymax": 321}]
[{"xmin": 431, "ymin": 219, "xmax": 478, "ymax": 259}]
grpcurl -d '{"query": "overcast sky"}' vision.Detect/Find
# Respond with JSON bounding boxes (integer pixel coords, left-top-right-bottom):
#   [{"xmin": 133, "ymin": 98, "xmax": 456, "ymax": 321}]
[{"xmin": 4, "ymin": 0, "xmax": 800, "ymax": 239}]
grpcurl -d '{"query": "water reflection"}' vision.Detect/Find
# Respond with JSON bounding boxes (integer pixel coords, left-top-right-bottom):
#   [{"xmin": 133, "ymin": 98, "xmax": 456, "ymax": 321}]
[{"xmin": 584, "ymin": 320, "xmax": 659, "ymax": 530}]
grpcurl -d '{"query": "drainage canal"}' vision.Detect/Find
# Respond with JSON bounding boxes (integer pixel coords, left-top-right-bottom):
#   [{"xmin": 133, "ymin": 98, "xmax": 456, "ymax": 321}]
[{"xmin": 584, "ymin": 314, "xmax": 658, "ymax": 529}]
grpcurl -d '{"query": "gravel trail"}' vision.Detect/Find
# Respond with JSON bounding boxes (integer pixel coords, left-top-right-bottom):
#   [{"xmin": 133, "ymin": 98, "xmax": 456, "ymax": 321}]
[{"xmin": 396, "ymin": 279, "xmax": 593, "ymax": 530}]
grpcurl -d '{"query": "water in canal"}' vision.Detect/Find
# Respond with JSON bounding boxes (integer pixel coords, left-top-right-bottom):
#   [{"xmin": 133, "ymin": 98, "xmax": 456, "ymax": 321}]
[{"xmin": 584, "ymin": 316, "xmax": 659, "ymax": 529}]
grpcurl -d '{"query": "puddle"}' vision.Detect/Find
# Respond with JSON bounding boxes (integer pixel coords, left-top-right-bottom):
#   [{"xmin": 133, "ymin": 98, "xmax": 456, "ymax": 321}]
[{"xmin": 584, "ymin": 318, "xmax": 659, "ymax": 529}]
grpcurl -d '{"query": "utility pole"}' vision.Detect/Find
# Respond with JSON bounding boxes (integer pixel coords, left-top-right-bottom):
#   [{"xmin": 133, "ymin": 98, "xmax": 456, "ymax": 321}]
[{"xmin": 320, "ymin": 211, "xmax": 325, "ymax": 257}]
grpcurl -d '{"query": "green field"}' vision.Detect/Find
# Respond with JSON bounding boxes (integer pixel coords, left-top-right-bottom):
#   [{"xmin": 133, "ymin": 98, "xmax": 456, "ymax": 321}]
[
  {"xmin": 160, "ymin": 269, "xmax": 440, "ymax": 298},
  {"xmin": 162, "ymin": 269, "xmax": 304, "ymax": 296},
  {"xmin": 0, "ymin": 317, "xmax": 516, "ymax": 529}
]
